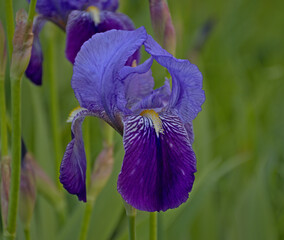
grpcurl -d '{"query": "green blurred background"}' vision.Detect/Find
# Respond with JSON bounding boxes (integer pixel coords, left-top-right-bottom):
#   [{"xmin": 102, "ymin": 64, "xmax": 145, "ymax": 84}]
[{"xmin": 0, "ymin": 0, "xmax": 283, "ymax": 239}]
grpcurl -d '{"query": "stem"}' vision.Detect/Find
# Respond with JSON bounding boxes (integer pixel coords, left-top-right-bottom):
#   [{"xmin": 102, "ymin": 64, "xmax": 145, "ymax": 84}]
[
  {"xmin": 24, "ymin": 228, "xmax": 31, "ymax": 240},
  {"xmin": 149, "ymin": 212, "xmax": 157, "ymax": 240},
  {"xmin": 128, "ymin": 215, "xmax": 136, "ymax": 240},
  {"xmin": 5, "ymin": 75, "xmax": 22, "ymax": 240},
  {"xmin": 0, "ymin": 75, "xmax": 8, "ymax": 156},
  {"xmin": 27, "ymin": 0, "xmax": 37, "ymax": 23},
  {"xmin": 4, "ymin": 0, "xmax": 14, "ymax": 59},
  {"xmin": 78, "ymin": 201, "xmax": 94, "ymax": 240},
  {"xmin": 46, "ymin": 31, "xmax": 62, "ymax": 188}
]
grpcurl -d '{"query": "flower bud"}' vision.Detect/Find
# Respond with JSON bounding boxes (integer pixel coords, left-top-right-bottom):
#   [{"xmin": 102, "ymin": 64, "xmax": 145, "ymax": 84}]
[
  {"xmin": 28, "ymin": 155, "xmax": 66, "ymax": 222},
  {"xmin": 1, "ymin": 156, "xmax": 11, "ymax": 228},
  {"xmin": 10, "ymin": 9, "xmax": 33, "ymax": 80},
  {"xmin": 149, "ymin": 0, "xmax": 176, "ymax": 55},
  {"xmin": 88, "ymin": 146, "xmax": 114, "ymax": 203},
  {"xmin": 19, "ymin": 153, "xmax": 36, "ymax": 229}
]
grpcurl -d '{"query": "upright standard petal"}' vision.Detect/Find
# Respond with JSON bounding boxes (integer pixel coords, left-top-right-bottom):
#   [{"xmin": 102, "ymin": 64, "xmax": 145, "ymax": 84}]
[
  {"xmin": 72, "ymin": 27, "xmax": 147, "ymax": 127},
  {"xmin": 25, "ymin": 17, "xmax": 45, "ymax": 85},
  {"xmin": 118, "ymin": 113, "xmax": 196, "ymax": 212},
  {"xmin": 144, "ymin": 35, "xmax": 205, "ymax": 123},
  {"xmin": 60, "ymin": 108, "xmax": 98, "ymax": 201},
  {"xmin": 65, "ymin": 10, "xmax": 137, "ymax": 64}
]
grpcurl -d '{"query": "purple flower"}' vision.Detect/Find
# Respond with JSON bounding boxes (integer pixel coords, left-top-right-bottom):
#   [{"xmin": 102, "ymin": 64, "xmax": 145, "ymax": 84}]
[
  {"xmin": 26, "ymin": 0, "xmax": 136, "ymax": 85},
  {"xmin": 60, "ymin": 27, "xmax": 205, "ymax": 212}
]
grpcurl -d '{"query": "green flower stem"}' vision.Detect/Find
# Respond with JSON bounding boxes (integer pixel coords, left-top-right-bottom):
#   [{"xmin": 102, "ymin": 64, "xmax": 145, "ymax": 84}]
[
  {"xmin": 79, "ymin": 122, "xmax": 114, "ymax": 240},
  {"xmin": 0, "ymin": 73, "xmax": 8, "ymax": 157},
  {"xmin": 149, "ymin": 212, "xmax": 157, "ymax": 240},
  {"xmin": 5, "ymin": 2, "xmax": 38, "ymax": 239},
  {"xmin": 123, "ymin": 202, "xmax": 136, "ymax": 240},
  {"xmin": 5, "ymin": 75, "xmax": 22, "ymax": 240},
  {"xmin": 128, "ymin": 215, "xmax": 136, "ymax": 240},
  {"xmin": 4, "ymin": 0, "xmax": 14, "ymax": 59},
  {"xmin": 46, "ymin": 30, "xmax": 62, "ymax": 189},
  {"xmin": 27, "ymin": 0, "xmax": 37, "ymax": 23},
  {"xmin": 24, "ymin": 228, "xmax": 31, "ymax": 240},
  {"xmin": 78, "ymin": 199, "xmax": 95, "ymax": 240}
]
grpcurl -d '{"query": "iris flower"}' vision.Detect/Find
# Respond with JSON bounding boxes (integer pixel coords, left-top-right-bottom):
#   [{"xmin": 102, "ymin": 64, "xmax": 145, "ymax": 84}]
[
  {"xmin": 26, "ymin": 0, "xmax": 137, "ymax": 85},
  {"xmin": 60, "ymin": 27, "xmax": 205, "ymax": 212}
]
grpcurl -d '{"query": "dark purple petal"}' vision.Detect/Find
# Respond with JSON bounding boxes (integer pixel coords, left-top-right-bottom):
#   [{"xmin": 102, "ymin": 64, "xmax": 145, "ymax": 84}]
[
  {"xmin": 87, "ymin": 0, "xmax": 119, "ymax": 11},
  {"xmin": 25, "ymin": 16, "xmax": 45, "ymax": 85},
  {"xmin": 118, "ymin": 114, "xmax": 196, "ymax": 212},
  {"xmin": 72, "ymin": 27, "xmax": 147, "ymax": 126},
  {"xmin": 144, "ymin": 35, "xmax": 205, "ymax": 123},
  {"xmin": 65, "ymin": 10, "xmax": 96, "ymax": 64},
  {"xmin": 66, "ymin": 10, "xmax": 138, "ymax": 64},
  {"xmin": 60, "ymin": 108, "xmax": 98, "ymax": 201}
]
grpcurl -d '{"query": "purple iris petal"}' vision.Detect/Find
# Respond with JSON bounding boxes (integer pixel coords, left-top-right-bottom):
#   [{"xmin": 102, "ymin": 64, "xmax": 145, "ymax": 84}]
[
  {"xmin": 131, "ymin": 79, "xmax": 171, "ymax": 112},
  {"xmin": 72, "ymin": 27, "xmax": 147, "ymax": 126},
  {"xmin": 144, "ymin": 35, "xmax": 205, "ymax": 123},
  {"xmin": 65, "ymin": 10, "xmax": 96, "ymax": 64},
  {"xmin": 25, "ymin": 16, "xmax": 45, "ymax": 85},
  {"xmin": 123, "ymin": 70, "xmax": 154, "ymax": 109},
  {"xmin": 118, "ymin": 114, "xmax": 196, "ymax": 212},
  {"xmin": 66, "ymin": 10, "xmax": 137, "ymax": 64},
  {"xmin": 60, "ymin": 108, "xmax": 101, "ymax": 201}
]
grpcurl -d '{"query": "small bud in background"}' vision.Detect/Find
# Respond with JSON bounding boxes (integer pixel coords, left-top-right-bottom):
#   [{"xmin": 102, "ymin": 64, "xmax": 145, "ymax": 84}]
[
  {"xmin": 88, "ymin": 146, "xmax": 114, "ymax": 204},
  {"xmin": 28, "ymin": 155, "xmax": 66, "ymax": 222},
  {"xmin": 19, "ymin": 153, "xmax": 36, "ymax": 230},
  {"xmin": 1, "ymin": 156, "xmax": 11, "ymax": 229},
  {"xmin": 149, "ymin": 0, "xmax": 176, "ymax": 55},
  {"xmin": 163, "ymin": 16, "xmax": 176, "ymax": 56},
  {"xmin": 0, "ymin": 22, "xmax": 7, "ymax": 78},
  {"xmin": 10, "ymin": 9, "xmax": 33, "ymax": 80}
]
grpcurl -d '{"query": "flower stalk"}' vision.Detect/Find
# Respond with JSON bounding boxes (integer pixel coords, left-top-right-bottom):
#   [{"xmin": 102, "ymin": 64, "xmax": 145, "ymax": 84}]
[
  {"xmin": 124, "ymin": 202, "xmax": 136, "ymax": 240},
  {"xmin": 4, "ymin": 0, "xmax": 14, "ymax": 59},
  {"xmin": 45, "ymin": 25, "xmax": 63, "ymax": 188},
  {"xmin": 149, "ymin": 212, "xmax": 157, "ymax": 240},
  {"xmin": 0, "ymin": 22, "xmax": 8, "ymax": 157},
  {"xmin": 5, "ymin": 2, "xmax": 37, "ymax": 238},
  {"xmin": 79, "ymin": 126, "xmax": 114, "ymax": 240}
]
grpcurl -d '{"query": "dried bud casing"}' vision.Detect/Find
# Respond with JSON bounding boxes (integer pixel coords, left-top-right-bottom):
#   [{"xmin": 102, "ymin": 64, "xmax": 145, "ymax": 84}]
[
  {"xmin": 0, "ymin": 22, "xmax": 7, "ymax": 78},
  {"xmin": 1, "ymin": 156, "xmax": 11, "ymax": 228},
  {"xmin": 88, "ymin": 146, "xmax": 114, "ymax": 203},
  {"xmin": 10, "ymin": 9, "xmax": 33, "ymax": 80},
  {"xmin": 149, "ymin": 0, "xmax": 176, "ymax": 55},
  {"xmin": 19, "ymin": 153, "xmax": 36, "ymax": 229}
]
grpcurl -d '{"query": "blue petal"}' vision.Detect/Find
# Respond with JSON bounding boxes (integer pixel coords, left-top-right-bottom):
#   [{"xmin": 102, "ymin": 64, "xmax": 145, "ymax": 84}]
[
  {"xmin": 131, "ymin": 79, "xmax": 171, "ymax": 112},
  {"xmin": 118, "ymin": 113, "xmax": 196, "ymax": 212},
  {"xmin": 144, "ymin": 35, "xmax": 205, "ymax": 123},
  {"xmin": 65, "ymin": 10, "xmax": 137, "ymax": 64},
  {"xmin": 72, "ymin": 27, "xmax": 147, "ymax": 127},
  {"xmin": 25, "ymin": 16, "xmax": 45, "ymax": 85},
  {"xmin": 60, "ymin": 108, "xmax": 99, "ymax": 201}
]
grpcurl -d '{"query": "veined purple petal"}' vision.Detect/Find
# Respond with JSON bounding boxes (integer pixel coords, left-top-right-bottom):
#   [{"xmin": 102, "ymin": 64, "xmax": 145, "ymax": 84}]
[
  {"xmin": 123, "ymin": 70, "xmax": 154, "ymax": 109},
  {"xmin": 118, "ymin": 113, "xmax": 196, "ymax": 212},
  {"xmin": 144, "ymin": 35, "xmax": 205, "ymax": 123},
  {"xmin": 72, "ymin": 27, "xmax": 147, "ymax": 127},
  {"xmin": 60, "ymin": 108, "xmax": 99, "ymax": 202},
  {"xmin": 25, "ymin": 16, "xmax": 45, "ymax": 85},
  {"xmin": 66, "ymin": 10, "xmax": 138, "ymax": 64},
  {"xmin": 131, "ymin": 79, "xmax": 171, "ymax": 112}
]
